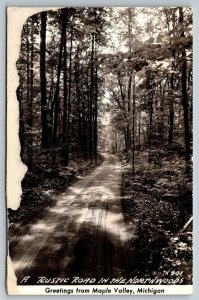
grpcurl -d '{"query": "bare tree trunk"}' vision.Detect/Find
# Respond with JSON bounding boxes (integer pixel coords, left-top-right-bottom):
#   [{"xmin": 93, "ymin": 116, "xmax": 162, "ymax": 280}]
[
  {"xmin": 158, "ymin": 82, "xmax": 164, "ymax": 144},
  {"xmin": 94, "ymin": 65, "xmax": 98, "ymax": 161},
  {"xmin": 75, "ymin": 46, "xmax": 83, "ymax": 156},
  {"xmin": 62, "ymin": 11, "xmax": 69, "ymax": 165},
  {"xmin": 168, "ymin": 73, "xmax": 174, "ymax": 144},
  {"xmin": 148, "ymin": 92, "xmax": 153, "ymax": 149},
  {"xmin": 132, "ymin": 73, "xmax": 136, "ymax": 175},
  {"xmin": 127, "ymin": 74, "xmax": 132, "ymax": 150},
  {"xmin": 29, "ymin": 18, "xmax": 34, "ymax": 129},
  {"xmin": 65, "ymin": 22, "xmax": 73, "ymax": 162},
  {"xmin": 89, "ymin": 33, "xmax": 95, "ymax": 160},
  {"xmin": 52, "ymin": 11, "xmax": 66, "ymax": 147},
  {"xmin": 179, "ymin": 7, "xmax": 191, "ymax": 162},
  {"xmin": 40, "ymin": 12, "xmax": 48, "ymax": 149},
  {"xmin": 49, "ymin": 65, "xmax": 54, "ymax": 146}
]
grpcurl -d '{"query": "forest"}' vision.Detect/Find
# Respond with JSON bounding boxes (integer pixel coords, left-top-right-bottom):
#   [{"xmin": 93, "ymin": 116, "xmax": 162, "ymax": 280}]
[{"xmin": 8, "ymin": 7, "xmax": 192, "ymax": 285}]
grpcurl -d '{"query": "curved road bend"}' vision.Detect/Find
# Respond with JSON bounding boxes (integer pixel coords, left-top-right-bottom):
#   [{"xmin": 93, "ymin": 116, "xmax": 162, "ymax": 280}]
[{"xmin": 9, "ymin": 153, "xmax": 132, "ymax": 284}]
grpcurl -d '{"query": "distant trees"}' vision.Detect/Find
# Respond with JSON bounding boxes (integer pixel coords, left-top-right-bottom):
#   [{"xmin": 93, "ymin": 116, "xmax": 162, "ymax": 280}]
[
  {"xmin": 17, "ymin": 8, "xmax": 107, "ymax": 167},
  {"xmin": 102, "ymin": 7, "xmax": 192, "ymax": 169}
]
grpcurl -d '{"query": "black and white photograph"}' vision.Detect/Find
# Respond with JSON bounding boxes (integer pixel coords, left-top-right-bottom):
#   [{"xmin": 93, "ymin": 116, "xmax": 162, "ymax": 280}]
[{"xmin": 7, "ymin": 6, "xmax": 193, "ymax": 295}]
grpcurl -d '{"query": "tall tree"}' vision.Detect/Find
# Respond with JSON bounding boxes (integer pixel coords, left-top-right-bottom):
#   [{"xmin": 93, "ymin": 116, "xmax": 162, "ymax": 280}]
[
  {"xmin": 40, "ymin": 11, "xmax": 48, "ymax": 148},
  {"xmin": 61, "ymin": 8, "xmax": 69, "ymax": 165},
  {"xmin": 52, "ymin": 10, "xmax": 67, "ymax": 147},
  {"xmin": 179, "ymin": 7, "xmax": 191, "ymax": 161}
]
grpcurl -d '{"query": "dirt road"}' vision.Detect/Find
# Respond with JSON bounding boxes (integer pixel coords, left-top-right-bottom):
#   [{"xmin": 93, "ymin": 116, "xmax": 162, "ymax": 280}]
[{"xmin": 9, "ymin": 154, "xmax": 131, "ymax": 284}]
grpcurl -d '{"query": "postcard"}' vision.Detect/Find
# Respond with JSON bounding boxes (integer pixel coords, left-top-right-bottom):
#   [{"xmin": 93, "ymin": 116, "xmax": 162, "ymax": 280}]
[{"xmin": 7, "ymin": 7, "xmax": 193, "ymax": 295}]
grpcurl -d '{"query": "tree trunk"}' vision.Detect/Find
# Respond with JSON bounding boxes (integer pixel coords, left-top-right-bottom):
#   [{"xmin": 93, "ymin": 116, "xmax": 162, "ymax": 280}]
[
  {"xmin": 93, "ymin": 65, "xmax": 98, "ymax": 161},
  {"xmin": 75, "ymin": 46, "xmax": 83, "ymax": 156},
  {"xmin": 148, "ymin": 92, "xmax": 153, "ymax": 149},
  {"xmin": 62, "ymin": 11, "xmax": 69, "ymax": 165},
  {"xmin": 29, "ymin": 18, "xmax": 34, "ymax": 129},
  {"xmin": 52, "ymin": 11, "xmax": 67, "ymax": 147},
  {"xmin": 89, "ymin": 33, "xmax": 95, "ymax": 160},
  {"xmin": 168, "ymin": 73, "xmax": 174, "ymax": 144},
  {"xmin": 132, "ymin": 73, "xmax": 135, "ymax": 175},
  {"xmin": 179, "ymin": 7, "xmax": 191, "ymax": 161},
  {"xmin": 27, "ymin": 37, "xmax": 30, "ymax": 126},
  {"xmin": 49, "ymin": 64, "xmax": 54, "ymax": 145},
  {"xmin": 158, "ymin": 82, "xmax": 164, "ymax": 144},
  {"xmin": 40, "ymin": 12, "xmax": 48, "ymax": 148}
]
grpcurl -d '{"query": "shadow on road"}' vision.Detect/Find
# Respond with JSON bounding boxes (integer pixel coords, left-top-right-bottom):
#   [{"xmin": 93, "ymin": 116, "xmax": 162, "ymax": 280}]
[{"xmin": 13, "ymin": 221, "xmax": 134, "ymax": 285}]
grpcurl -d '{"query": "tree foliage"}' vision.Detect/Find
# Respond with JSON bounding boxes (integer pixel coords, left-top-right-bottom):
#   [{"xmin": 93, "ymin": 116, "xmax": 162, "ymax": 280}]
[
  {"xmin": 17, "ymin": 8, "xmax": 107, "ymax": 167},
  {"xmin": 100, "ymin": 7, "xmax": 192, "ymax": 169}
]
